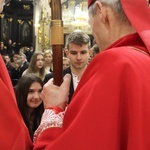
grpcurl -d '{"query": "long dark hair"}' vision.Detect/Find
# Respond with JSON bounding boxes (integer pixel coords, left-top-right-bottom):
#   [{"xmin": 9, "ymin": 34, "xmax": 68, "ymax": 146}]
[
  {"xmin": 14, "ymin": 73, "xmax": 44, "ymax": 140},
  {"xmin": 26, "ymin": 52, "xmax": 45, "ymax": 80}
]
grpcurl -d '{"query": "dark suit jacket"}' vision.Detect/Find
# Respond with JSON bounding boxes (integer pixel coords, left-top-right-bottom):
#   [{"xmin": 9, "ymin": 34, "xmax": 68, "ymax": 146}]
[
  {"xmin": 44, "ymin": 67, "xmax": 74, "ymax": 104},
  {"xmin": 20, "ymin": 61, "xmax": 29, "ymax": 75}
]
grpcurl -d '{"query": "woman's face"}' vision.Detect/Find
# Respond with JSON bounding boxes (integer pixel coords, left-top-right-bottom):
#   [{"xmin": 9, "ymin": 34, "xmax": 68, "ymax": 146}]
[
  {"xmin": 44, "ymin": 53, "xmax": 52, "ymax": 64},
  {"xmin": 36, "ymin": 54, "xmax": 44, "ymax": 69},
  {"xmin": 63, "ymin": 59, "xmax": 70, "ymax": 70},
  {"xmin": 27, "ymin": 82, "xmax": 43, "ymax": 110}
]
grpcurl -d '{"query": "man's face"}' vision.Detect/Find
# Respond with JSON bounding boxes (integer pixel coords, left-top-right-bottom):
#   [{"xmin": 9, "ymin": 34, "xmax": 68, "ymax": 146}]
[
  {"xmin": 4, "ymin": 55, "xmax": 10, "ymax": 63},
  {"xmin": 65, "ymin": 43, "xmax": 90, "ymax": 70}
]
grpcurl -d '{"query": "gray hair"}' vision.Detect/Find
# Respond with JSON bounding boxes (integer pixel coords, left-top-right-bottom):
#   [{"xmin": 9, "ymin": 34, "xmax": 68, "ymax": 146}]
[{"xmin": 89, "ymin": 0, "xmax": 131, "ymax": 25}]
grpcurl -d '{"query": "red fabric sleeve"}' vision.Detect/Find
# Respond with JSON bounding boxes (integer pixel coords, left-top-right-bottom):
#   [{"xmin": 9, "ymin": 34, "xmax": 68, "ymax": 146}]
[
  {"xmin": 34, "ymin": 128, "xmax": 63, "ymax": 149},
  {"xmin": 0, "ymin": 56, "xmax": 33, "ymax": 150}
]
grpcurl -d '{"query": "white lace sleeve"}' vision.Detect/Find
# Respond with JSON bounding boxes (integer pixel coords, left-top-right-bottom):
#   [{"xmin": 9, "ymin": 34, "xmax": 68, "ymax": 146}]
[{"xmin": 33, "ymin": 109, "xmax": 65, "ymax": 143}]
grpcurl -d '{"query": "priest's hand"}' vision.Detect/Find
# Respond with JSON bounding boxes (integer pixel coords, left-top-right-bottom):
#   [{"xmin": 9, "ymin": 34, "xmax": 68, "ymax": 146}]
[{"xmin": 41, "ymin": 74, "xmax": 71, "ymax": 110}]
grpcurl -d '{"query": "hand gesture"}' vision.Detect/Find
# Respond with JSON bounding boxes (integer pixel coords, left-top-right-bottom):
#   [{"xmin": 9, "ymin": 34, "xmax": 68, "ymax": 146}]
[{"xmin": 41, "ymin": 74, "xmax": 71, "ymax": 110}]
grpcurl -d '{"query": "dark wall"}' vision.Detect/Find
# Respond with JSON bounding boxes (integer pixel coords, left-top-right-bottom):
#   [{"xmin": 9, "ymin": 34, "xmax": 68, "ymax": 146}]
[{"xmin": 0, "ymin": 0, "xmax": 33, "ymax": 50}]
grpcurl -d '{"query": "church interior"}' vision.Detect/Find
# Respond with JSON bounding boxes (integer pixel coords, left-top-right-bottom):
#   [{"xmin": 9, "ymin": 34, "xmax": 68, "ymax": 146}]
[{"xmin": 1, "ymin": 0, "xmax": 93, "ymax": 52}]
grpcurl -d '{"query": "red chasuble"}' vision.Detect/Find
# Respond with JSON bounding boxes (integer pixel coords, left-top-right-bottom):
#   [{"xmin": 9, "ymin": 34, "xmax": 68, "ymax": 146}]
[
  {"xmin": 0, "ymin": 55, "xmax": 33, "ymax": 150},
  {"xmin": 34, "ymin": 33, "xmax": 150, "ymax": 150}
]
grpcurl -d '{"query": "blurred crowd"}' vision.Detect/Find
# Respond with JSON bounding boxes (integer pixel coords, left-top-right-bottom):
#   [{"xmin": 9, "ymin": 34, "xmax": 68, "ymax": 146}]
[{"xmin": 1, "ymin": 37, "xmax": 99, "ymax": 87}]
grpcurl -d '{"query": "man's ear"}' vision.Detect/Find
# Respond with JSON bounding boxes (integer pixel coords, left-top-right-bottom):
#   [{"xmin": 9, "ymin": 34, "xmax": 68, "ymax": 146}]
[
  {"xmin": 65, "ymin": 49, "xmax": 69, "ymax": 57},
  {"xmin": 95, "ymin": 1, "xmax": 103, "ymax": 14},
  {"xmin": 95, "ymin": 1, "xmax": 110, "ymax": 30}
]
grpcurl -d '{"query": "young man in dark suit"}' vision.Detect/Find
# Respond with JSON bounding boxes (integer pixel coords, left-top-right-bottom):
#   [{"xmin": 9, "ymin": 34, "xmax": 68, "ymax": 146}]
[{"xmin": 44, "ymin": 30, "xmax": 91, "ymax": 104}]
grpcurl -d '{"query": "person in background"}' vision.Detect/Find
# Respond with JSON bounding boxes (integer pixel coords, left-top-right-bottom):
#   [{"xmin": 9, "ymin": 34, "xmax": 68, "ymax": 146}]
[
  {"xmin": 63, "ymin": 57, "xmax": 70, "ymax": 70},
  {"xmin": 5, "ymin": 39, "xmax": 14, "ymax": 58},
  {"xmin": 44, "ymin": 30, "xmax": 91, "ymax": 103},
  {"xmin": 43, "ymin": 49, "xmax": 53, "ymax": 72},
  {"xmin": 18, "ymin": 47, "xmax": 25, "ymax": 56},
  {"xmin": 11, "ymin": 41, "xmax": 17, "ymax": 54},
  {"xmin": 0, "ymin": 42, "xmax": 7, "ymax": 56},
  {"xmin": 91, "ymin": 44, "xmax": 100, "ymax": 58},
  {"xmin": 33, "ymin": 0, "xmax": 150, "ymax": 149},
  {"xmin": 11, "ymin": 54, "xmax": 23, "ymax": 86},
  {"xmin": 2, "ymin": 54, "xmax": 13, "ymax": 77},
  {"xmin": 64, "ymin": 31, "xmax": 91, "ymax": 91},
  {"xmin": 22, "ymin": 52, "xmax": 50, "ymax": 81},
  {"xmin": 0, "ymin": 0, "xmax": 32, "ymax": 149},
  {"xmin": 20, "ymin": 53, "xmax": 29, "ymax": 74},
  {"xmin": 15, "ymin": 73, "xmax": 44, "ymax": 141},
  {"xmin": 26, "ymin": 46, "xmax": 35, "ymax": 62}
]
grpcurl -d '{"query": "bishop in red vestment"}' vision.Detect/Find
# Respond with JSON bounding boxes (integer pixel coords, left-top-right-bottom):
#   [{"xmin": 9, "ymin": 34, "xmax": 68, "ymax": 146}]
[{"xmin": 33, "ymin": 0, "xmax": 150, "ymax": 149}]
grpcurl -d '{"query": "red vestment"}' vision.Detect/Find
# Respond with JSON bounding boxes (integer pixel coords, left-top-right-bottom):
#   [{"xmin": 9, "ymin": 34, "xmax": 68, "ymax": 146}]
[
  {"xmin": 0, "ymin": 55, "xmax": 33, "ymax": 150},
  {"xmin": 34, "ymin": 33, "xmax": 150, "ymax": 150}
]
